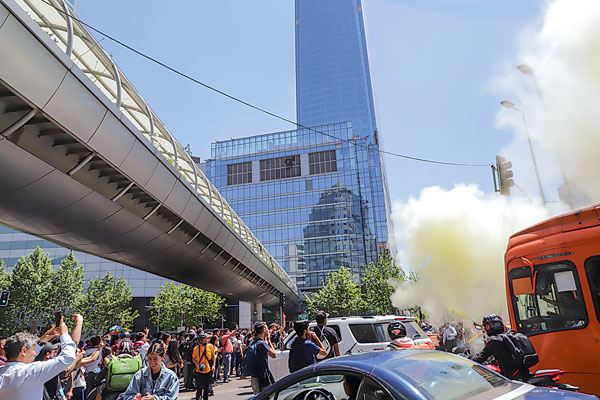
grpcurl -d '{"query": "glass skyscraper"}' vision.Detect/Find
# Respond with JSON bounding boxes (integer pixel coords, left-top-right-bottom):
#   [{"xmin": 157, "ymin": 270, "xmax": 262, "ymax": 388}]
[
  {"xmin": 206, "ymin": 0, "xmax": 394, "ymax": 291},
  {"xmin": 296, "ymin": 0, "xmax": 394, "ymax": 253}
]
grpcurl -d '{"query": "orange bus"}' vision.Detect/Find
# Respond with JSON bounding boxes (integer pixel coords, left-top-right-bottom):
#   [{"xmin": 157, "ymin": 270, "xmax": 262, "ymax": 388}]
[{"xmin": 505, "ymin": 204, "xmax": 600, "ymax": 395}]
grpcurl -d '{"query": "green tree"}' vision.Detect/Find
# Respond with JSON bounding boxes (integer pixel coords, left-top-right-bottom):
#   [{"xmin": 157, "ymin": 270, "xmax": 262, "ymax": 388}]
[
  {"xmin": 150, "ymin": 282, "xmax": 225, "ymax": 331},
  {"xmin": 306, "ymin": 266, "xmax": 365, "ymax": 317},
  {"xmin": 0, "ymin": 260, "xmax": 10, "ymax": 333},
  {"xmin": 4, "ymin": 248, "xmax": 56, "ymax": 331},
  {"xmin": 50, "ymin": 252, "xmax": 85, "ymax": 315},
  {"xmin": 362, "ymin": 250, "xmax": 406, "ymax": 315},
  {"xmin": 77, "ymin": 272, "xmax": 138, "ymax": 335}
]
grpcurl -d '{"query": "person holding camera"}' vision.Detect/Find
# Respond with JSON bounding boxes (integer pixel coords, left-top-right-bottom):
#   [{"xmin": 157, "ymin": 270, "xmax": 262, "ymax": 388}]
[
  {"xmin": 0, "ymin": 315, "xmax": 76, "ymax": 400},
  {"xmin": 192, "ymin": 334, "xmax": 214, "ymax": 400}
]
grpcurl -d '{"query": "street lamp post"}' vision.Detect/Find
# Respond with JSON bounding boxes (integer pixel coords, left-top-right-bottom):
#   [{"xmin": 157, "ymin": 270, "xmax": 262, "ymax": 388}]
[
  {"xmin": 516, "ymin": 64, "xmax": 574, "ymax": 209},
  {"xmin": 500, "ymin": 100, "xmax": 547, "ymax": 206}
]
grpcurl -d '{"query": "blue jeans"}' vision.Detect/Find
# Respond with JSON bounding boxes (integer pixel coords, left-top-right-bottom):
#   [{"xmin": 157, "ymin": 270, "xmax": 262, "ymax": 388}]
[{"xmin": 222, "ymin": 353, "xmax": 232, "ymax": 381}]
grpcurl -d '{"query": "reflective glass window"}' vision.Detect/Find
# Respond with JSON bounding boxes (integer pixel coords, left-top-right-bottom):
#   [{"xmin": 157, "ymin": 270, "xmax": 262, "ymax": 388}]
[{"xmin": 584, "ymin": 255, "xmax": 600, "ymax": 322}]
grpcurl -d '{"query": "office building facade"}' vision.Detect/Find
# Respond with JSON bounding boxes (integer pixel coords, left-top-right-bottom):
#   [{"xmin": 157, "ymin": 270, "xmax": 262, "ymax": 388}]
[
  {"xmin": 207, "ymin": 123, "xmax": 379, "ymax": 289},
  {"xmin": 206, "ymin": 0, "xmax": 394, "ymax": 290}
]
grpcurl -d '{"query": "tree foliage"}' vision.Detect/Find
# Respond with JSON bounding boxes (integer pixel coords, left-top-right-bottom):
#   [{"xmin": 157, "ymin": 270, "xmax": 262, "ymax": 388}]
[
  {"xmin": 362, "ymin": 250, "xmax": 406, "ymax": 315},
  {"xmin": 150, "ymin": 282, "xmax": 225, "ymax": 331},
  {"xmin": 306, "ymin": 266, "xmax": 365, "ymax": 317},
  {"xmin": 77, "ymin": 272, "xmax": 139, "ymax": 336},
  {"xmin": 0, "ymin": 248, "xmax": 138, "ymax": 336},
  {"xmin": 51, "ymin": 252, "xmax": 85, "ymax": 315},
  {"xmin": 2, "ymin": 248, "xmax": 58, "ymax": 332}
]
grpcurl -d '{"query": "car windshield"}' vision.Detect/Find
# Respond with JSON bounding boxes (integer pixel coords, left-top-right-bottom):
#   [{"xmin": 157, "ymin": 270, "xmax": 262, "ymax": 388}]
[{"xmin": 387, "ymin": 352, "xmax": 517, "ymax": 400}]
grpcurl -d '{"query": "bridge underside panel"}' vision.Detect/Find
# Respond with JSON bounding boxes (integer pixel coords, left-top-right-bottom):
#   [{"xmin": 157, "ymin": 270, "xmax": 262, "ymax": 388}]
[{"xmin": 0, "ymin": 137, "xmax": 282, "ymax": 305}]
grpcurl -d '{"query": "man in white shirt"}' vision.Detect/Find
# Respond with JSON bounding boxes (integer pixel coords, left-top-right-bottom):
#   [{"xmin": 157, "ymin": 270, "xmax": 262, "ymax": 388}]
[
  {"xmin": 442, "ymin": 322, "xmax": 458, "ymax": 352},
  {"xmin": 0, "ymin": 316, "xmax": 76, "ymax": 400}
]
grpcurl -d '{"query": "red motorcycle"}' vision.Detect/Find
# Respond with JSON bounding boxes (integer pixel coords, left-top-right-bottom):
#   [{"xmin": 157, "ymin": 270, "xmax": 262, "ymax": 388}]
[{"xmin": 484, "ymin": 364, "xmax": 579, "ymax": 392}]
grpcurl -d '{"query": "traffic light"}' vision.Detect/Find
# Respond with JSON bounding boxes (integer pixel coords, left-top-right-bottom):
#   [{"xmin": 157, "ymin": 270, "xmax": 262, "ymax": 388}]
[
  {"xmin": 496, "ymin": 155, "xmax": 515, "ymax": 196},
  {"xmin": 0, "ymin": 290, "xmax": 9, "ymax": 307}
]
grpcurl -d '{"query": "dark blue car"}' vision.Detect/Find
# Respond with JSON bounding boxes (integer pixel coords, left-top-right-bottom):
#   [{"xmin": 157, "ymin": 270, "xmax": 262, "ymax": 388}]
[{"xmin": 250, "ymin": 349, "xmax": 597, "ymax": 400}]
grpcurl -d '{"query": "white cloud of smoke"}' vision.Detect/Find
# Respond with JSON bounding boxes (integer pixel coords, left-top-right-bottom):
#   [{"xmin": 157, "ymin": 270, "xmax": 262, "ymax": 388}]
[
  {"xmin": 390, "ymin": 185, "xmax": 550, "ymax": 323},
  {"xmin": 495, "ymin": 0, "xmax": 600, "ymax": 206},
  {"xmin": 390, "ymin": 0, "xmax": 600, "ymax": 324}
]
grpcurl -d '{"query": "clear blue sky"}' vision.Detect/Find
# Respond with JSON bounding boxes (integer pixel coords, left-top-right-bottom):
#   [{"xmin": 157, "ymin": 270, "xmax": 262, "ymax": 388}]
[{"xmin": 76, "ymin": 0, "xmax": 545, "ymax": 203}]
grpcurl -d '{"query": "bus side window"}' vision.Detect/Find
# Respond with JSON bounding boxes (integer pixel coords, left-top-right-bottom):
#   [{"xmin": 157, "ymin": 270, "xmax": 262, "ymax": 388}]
[{"xmin": 584, "ymin": 256, "xmax": 600, "ymax": 322}]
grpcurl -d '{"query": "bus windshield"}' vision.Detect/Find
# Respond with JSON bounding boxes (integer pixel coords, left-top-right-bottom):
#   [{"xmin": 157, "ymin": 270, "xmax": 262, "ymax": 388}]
[{"xmin": 508, "ymin": 261, "xmax": 588, "ymax": 335}]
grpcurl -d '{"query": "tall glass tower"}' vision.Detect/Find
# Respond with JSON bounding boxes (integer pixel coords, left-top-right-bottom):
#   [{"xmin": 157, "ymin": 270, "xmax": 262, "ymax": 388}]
[
  {"xmin": 206, "ymin": 0, "xmax": 395, "ymax": 291},
  {"xmin": 295, "ymin": 0, "xmax": 395, "ymax": 256}
]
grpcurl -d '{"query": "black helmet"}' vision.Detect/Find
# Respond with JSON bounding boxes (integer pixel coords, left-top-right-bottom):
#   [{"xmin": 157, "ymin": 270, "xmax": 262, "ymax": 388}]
[
  {"xmin": 482, "ymin": 314, "xmax": 505, "ymax": 336},
  {"xmin": 388, "ymin": 321, "xmax": 407, "ymax": 340}
]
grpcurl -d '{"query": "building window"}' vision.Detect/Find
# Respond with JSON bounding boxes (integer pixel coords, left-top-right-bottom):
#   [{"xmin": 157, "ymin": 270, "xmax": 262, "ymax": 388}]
[
  {"xmin": 260, "ymin": 155, "xmax": 301, "ymax": 181},
  {"xmin": 309, "ymin": 150, "xmax": 337, "ymax": 175},
  {"xmin": 227, "ymin": 162, "xmax": 252, "ymax": 185}
]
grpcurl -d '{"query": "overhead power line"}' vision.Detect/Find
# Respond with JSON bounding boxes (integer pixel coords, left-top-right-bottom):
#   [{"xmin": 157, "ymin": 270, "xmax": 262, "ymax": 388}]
[{"xmin": 40, "ymin": 0, "xmax": 490, "ymax": 168}]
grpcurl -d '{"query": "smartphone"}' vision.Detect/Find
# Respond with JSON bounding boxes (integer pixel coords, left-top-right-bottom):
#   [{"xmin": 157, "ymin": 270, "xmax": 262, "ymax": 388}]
[{"xmin": 54, "ymin": 311, "xmax": 62, "ymax": 327}]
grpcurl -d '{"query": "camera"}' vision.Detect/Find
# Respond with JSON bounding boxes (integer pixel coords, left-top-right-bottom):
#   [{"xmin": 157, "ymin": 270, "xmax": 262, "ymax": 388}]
[{"xmin": 200, "ymin": 364, "xmax": 206, "ymax": 370}]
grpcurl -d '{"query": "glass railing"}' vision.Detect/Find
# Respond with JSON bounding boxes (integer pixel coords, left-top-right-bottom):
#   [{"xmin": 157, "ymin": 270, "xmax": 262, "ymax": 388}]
[{"xmin": 14, "ymin": 0, "xmax": 299, "ymax": 297}]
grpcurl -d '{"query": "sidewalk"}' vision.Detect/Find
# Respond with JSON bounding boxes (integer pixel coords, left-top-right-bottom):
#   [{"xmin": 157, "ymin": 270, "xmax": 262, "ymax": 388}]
[{"xmin": 178, "ymin": 377, "xmax": 255, "ymax": 400}]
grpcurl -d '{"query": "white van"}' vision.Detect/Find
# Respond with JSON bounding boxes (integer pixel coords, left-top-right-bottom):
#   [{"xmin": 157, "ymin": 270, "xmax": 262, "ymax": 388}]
[{"xmin": 270, "ymin": 315, "xmax": 431, "ymax": 381}]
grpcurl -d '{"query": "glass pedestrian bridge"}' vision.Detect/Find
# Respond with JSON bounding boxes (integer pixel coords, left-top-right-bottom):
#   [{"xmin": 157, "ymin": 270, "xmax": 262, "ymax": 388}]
[{"xmin": 0, "ymin": 0, "xmax": 299, "ymax": 307}]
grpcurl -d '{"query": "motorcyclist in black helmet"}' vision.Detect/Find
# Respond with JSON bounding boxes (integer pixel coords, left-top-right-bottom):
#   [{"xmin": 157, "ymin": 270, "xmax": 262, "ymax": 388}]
[
  {"xmin": 387, "ymin": 321, "xmax": 434, "ymax": 350},
  {"xmin": 472, "ymin": 314, "xmax": 532, "ymax": 382}
]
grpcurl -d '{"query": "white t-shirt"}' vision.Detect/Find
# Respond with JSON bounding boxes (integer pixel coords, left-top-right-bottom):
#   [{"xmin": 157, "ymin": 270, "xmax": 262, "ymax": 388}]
[
  {"xmin": 73, "ymin": 367, "xmax": 86, "ymax": 389},
  {"xmin": 84, "ymin": 348, "xmax": 102, "ymax": 372}
]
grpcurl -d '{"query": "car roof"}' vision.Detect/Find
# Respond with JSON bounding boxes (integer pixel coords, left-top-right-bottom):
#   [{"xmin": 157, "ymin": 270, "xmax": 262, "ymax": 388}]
[{"xmin": 324, "ymin": 315, "xmax": 416, "ymax": 323}]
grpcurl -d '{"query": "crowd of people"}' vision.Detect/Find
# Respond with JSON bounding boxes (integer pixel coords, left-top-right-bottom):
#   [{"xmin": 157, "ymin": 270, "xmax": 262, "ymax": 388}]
[
  {"xmin": 0, "ymin": 312, "xmax": 294, "ymax": 400},
  {"xmin": 416, "ymin": 320, "xmax": 471, "ymax": 352},
  {"xmin": 0, "ymin": 309, "xmax": 538, "ymax": 399}
]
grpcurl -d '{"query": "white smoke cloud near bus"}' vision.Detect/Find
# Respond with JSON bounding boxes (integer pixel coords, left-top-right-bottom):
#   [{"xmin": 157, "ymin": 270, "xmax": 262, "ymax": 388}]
[{"xmin": 390, "ymin": 0, "xmax": 600, "ymax": 323}]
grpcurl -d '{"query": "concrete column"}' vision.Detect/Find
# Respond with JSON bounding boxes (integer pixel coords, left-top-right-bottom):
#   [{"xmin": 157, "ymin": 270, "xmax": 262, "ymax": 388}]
[
  {"xmin": 239, "ymin": 301, "xmax": 251, "ymax": 329},
  {"xmin": 251, "ymin": 301, "xmax": 263, "ymax": 325}
]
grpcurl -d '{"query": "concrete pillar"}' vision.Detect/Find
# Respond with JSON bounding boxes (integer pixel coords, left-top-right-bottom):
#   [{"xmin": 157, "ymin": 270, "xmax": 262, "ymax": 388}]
[
  {"xmin": 239, "ymin": 301, "xmax": 251, "ymax": 329},
  {"xmin": 251, "ymin": 301, "xmax": 263, "ymax": 325}
]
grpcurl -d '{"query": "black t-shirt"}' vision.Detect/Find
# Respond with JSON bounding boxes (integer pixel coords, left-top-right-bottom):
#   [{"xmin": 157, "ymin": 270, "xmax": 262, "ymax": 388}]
[
  {"xmin": 151, "ymin": 370, "xmax": 160, "ymax": 381},
  {"xmin": 43, "ymin": 375, "xmax": 63, "ymax": 400},
  {"xmin": 270, "ymin": 331, "xmax": 281, "ymax": 345},
  {"xmin": 311, "ymin": 325, "xmax": 339, "ymax": 360}
]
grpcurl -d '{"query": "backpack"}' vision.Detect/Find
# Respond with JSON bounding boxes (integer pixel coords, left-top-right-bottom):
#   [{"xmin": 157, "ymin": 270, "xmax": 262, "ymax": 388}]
[
  {"xmin": 312, "ymin": 326, "xmax": 331, "ymax": 361},
  {"xmin": 106, "ymin": 354, "xmax": 142, "ymax": 391},
  {"xmin": 501, "ymin": 330, "xmax": 539, "ymax": 369},
  {"xmin": 241, "ymin": 339, "xmax": 259, "ymax": 377}
]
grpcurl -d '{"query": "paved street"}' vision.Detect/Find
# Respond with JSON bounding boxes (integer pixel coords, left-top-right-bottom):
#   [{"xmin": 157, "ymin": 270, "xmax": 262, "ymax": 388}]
[{"xmin": 178, "ymin": 378, "xmax": 255, "ymax": 400}]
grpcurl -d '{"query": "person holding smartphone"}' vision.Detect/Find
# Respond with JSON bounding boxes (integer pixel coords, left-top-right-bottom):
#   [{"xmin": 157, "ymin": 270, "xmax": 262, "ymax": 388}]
[{"xmin": 0, "ymin": 314, "xmax": 76, "ymax": 400}]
